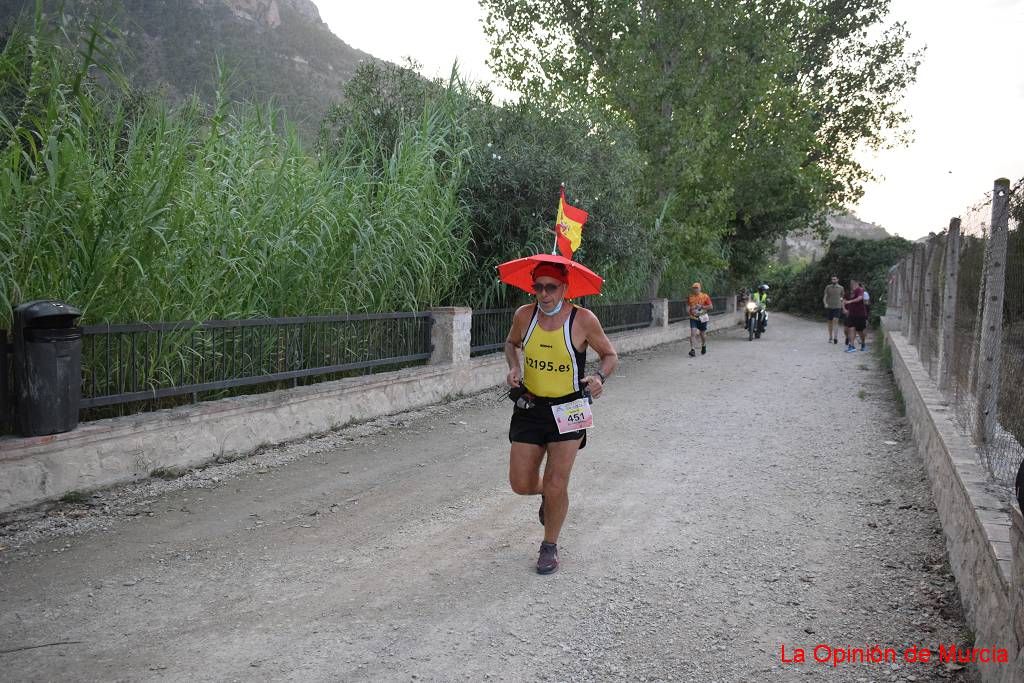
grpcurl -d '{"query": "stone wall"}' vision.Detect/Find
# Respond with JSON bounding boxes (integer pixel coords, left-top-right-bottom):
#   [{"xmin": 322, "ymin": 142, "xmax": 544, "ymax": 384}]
[
  {"xmin": 1011, "ymin": 506, "xmax": 1024, "ymax": 678},
  {"xmin": 883, "ymin": 318, "xmax": 1024, "ymax": 682},
  {"xmin": 0, "ymin": 305, "xmax": 740, "ymax": 514}
]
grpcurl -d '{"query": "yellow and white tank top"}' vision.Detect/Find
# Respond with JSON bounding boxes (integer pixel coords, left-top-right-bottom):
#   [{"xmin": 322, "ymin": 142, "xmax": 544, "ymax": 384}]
[{"xmin": 522, "ymin": 305, "xmax": 587, "ymax": 398}]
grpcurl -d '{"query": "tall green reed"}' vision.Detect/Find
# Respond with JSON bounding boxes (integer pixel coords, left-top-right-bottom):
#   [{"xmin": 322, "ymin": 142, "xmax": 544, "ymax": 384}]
[{"xmin": 0, "ymin": 17, "xmax": 473, "ymax": 328}]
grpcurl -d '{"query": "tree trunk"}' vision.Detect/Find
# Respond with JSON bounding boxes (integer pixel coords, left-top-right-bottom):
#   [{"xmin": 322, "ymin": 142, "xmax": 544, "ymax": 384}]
[{"xmin": 646, "ymin": 269, "xmax": 663, "ymax": 300}]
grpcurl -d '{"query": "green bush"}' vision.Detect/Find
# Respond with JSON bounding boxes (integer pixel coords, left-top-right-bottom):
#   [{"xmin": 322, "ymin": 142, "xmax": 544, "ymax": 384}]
[{"xmin": 320, "ymin": 61, "xmax": 655, "ymax": 308}]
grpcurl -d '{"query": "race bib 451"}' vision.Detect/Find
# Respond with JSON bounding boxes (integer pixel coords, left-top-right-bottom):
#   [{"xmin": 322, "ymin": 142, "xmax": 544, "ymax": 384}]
[{"xmin": 551, "ymin": 398, "xmax": 593, "ymax": 434}]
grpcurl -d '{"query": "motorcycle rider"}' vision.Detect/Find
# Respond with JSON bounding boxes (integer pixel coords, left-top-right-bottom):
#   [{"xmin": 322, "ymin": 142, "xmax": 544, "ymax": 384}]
[
  {"xmin": 744, "ymin": 284, "xmax": 769, "ymax": 337},
  {"xmin": 752, "ymin": 284, "xmax": 769, "ymax": 330}
]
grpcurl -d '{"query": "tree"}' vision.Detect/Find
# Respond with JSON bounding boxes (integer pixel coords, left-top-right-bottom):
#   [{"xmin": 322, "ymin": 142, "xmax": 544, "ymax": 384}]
[
  {"xmin": 481, "ymin": 0, "xmax": 919, "ymax": 293},
  {"xmin": 724, "ymin": 1, "xmax": 920, "ymax": 283},
  {"xmin": 319, "ymin": 60, "xmax": 654, "ymax": 306},
  {"xmin": 791, "ymin": 0, "xmax": 920, "ymax": 205}
]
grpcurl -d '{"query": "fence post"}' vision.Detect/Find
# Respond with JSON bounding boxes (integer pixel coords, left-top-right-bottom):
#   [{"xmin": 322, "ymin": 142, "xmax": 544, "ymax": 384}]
[
  {"xmin": 651, "ymin": 299, "xmax": 669, "ymax": 328},
  {"xmin": 974, "ymin": 178, "xmax": 1011, "ymax": 445},
  {"xmin": 904, "ymin": 246, "xmax": 916, "ymax": 338},
  {"xmin": 937, "ymin": 218, "xmax": 961, "ymax": 392},
  {"xmin": 917, "ymin": 240, "xmax": 934, "ymax": 347},
  {"xmin": 430, "ymin": 307, "xmax": 472, "ymax": 365},
  {"xmin": 897, "ymin": 260, "xmax": 905, "ymax": 329},
  {"xmin": 921, "ymin": 236, "xmax": 941, "ymax": 364},
  {"xmin": 908, "ymin": 243, "xmax": 924, "ymax": 344},
  {"xmin": 903, "ymin": 258, "xmax": 914, "ymax": 334},
  {"xmin": 887, "ymin": 265, "xmax": 899, "ymax": 317}
]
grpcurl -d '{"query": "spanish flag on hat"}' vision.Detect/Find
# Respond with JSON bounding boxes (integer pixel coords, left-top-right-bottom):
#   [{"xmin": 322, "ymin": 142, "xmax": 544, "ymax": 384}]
[{"xmin": 554, "ymin": 186, "xmax": 588, "ymax": 259}]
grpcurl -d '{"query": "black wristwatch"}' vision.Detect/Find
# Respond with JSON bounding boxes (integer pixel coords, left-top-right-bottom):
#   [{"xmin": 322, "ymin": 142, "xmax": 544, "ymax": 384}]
[{"xmin": 596, "ymin": 369, "xmax": 607, "ymax": 383}]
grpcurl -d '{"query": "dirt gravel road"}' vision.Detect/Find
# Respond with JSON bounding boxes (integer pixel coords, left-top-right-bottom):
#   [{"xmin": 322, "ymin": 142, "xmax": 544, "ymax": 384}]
[{"xmin": 1, "ymin": 314, "xmax": 980, "ymax": 682}]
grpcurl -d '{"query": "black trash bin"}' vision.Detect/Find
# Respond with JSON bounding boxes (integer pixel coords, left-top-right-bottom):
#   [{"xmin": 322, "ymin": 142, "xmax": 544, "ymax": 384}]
[{"xmin": 12, "ymin": 300, "xmax": 83, "ymax": 437}]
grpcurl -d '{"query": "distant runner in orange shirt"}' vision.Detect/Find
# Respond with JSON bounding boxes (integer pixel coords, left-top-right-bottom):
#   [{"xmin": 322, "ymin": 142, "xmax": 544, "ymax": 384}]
[{"xmin": 687, "ymin": 282, "xmax": 713, "ymax": 358}]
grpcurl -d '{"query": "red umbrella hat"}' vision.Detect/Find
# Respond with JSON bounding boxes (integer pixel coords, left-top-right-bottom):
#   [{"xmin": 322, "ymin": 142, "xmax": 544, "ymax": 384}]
[{"xmin": 496, "ymin": 253, "xmax": 604, "ymax": 299}]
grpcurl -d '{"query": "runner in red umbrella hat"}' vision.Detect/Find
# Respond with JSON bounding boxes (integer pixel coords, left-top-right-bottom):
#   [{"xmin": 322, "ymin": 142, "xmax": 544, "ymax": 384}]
[
  {"xmin": 496, "ymin": 253, "xmax": 604, "ymax": 299},
  {"xmin": 498, "ymin": 254, "xmax": 618, "ymax": 574}
]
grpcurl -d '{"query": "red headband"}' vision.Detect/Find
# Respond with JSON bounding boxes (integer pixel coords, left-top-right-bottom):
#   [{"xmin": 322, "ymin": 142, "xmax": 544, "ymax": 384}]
[{"xmin": 532, "ymin": 264, "xmax": 568, "ymax": 283}]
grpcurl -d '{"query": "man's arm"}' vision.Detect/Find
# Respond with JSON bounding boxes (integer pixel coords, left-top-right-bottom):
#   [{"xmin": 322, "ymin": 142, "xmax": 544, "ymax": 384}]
[
  {"xmin": 705, "ymin": 295, "xmax": 714, "ymax": 311},
  {"xmin": 504, "ymin": 307, "xmax": 529, "ymax": 387},
  {"xmin": 579, "ymin": 309, "xmax": 618, "ymax": 400}
]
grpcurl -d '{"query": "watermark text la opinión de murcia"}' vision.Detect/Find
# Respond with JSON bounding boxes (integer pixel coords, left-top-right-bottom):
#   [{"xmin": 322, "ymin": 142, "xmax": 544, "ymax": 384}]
[{"xmin": 780, "ymin": 643, "xmax": 1009, "ymax": 668}]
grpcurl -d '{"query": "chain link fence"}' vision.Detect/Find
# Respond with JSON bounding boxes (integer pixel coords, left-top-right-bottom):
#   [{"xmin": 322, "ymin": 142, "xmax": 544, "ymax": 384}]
[
  {"xmin": 998, "ymin": 181, "xmax": 1024, "ymax": 485},
  {"xmin": 888, "ymin": 177, "xmax": 1023, "ymax": 495}
]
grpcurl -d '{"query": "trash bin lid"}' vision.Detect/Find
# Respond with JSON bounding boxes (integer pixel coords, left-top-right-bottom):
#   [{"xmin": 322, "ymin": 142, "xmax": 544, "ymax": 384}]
[{"xmin": 13, "ymin": 300, "xmax": 82, "ymax": 326}]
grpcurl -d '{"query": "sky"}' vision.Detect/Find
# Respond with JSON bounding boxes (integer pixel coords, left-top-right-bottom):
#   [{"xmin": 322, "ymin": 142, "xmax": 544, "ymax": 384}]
[{"xmin": 315, "ymin": 0, "xmax": 1024, "ymax": 240}]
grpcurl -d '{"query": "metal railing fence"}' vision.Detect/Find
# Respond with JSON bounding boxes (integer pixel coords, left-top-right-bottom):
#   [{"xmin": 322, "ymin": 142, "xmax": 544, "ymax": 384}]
[
  {"xmin": 668, "ymin": 300, "xmax": 688, "ymax": 323},
  {"xmin": 470, "ymin": 308, "xmax": 516, "ymax": 357},
  {"xmin": 470, "ymin": 301, "xmax": 660, "ymax": 356},
  {"xmin": 5, "ymin": 295, "xmax": 734, "ymax": 427},
  {"xmin": 79, "ymin": 312, "xmax": 434, "ymax": 410},
  {"xmin": 669, "ymin": 296, "xmax": 729, "ymax": 323},
  {"xmin": 584, "ymin": 301, "xmax": 653, "ymax": 333}
]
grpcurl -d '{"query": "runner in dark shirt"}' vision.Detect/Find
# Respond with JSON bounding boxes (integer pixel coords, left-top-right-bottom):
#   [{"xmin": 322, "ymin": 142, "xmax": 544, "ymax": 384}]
[{"xmin": 843, "ymin": 279, "xmax": 868, "ymax": 353}]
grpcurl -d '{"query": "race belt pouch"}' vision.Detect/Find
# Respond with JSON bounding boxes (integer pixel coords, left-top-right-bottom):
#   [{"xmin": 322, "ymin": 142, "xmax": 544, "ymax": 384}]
[{"xmin": 509, "ymin": 386, "xmax": 535, "ymax": 410}]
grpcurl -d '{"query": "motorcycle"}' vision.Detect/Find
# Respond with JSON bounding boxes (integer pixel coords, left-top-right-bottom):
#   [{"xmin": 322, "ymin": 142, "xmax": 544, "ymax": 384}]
[{"xmin": 745, "ymin": 300, "xmax": 766, "ymax": 341}]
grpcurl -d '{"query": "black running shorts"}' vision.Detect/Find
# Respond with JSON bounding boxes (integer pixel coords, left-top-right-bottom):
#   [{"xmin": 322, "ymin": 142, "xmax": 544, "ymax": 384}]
[{"xmin": 509, "ymin": 403, "xmax": 587, "ymax": 449}]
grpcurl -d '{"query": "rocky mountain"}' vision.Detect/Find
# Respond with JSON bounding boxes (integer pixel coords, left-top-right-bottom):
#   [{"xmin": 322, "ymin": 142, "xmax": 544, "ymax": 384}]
[
  {"xmin": 0, "ymin": 0, "xmax": 378, "ymax": 135},
  {"xmin": 826, "ymin": 212, "xmax": 891, "ymax": 241},
  {"xmin": 777, "ymin": 212, "xmax": 892, "ymax": 264}
]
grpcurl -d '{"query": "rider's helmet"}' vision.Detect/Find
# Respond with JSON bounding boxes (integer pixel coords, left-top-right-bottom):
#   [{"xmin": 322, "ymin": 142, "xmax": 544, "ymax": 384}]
[{"xmin": 758, "ymin": 283, "xmax": 769, "ymax": 292}]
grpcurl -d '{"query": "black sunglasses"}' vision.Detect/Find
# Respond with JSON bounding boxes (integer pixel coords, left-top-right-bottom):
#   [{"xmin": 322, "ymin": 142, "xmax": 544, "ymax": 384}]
[{"xmin": 532, "ymin": 282, "xmax": 563, "ymax": 295}]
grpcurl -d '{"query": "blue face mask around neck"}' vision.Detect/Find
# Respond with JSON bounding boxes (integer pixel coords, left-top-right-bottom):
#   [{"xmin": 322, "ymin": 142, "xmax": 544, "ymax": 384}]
[{"xmin": 539, "ymin": 299, "xmax": 564, "ymax": 316}]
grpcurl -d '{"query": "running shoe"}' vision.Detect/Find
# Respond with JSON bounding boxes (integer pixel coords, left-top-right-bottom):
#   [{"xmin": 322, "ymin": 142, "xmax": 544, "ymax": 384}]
[
  {"xmin": 688, "ymin": 349, "xmax": 696, "ymax": 357},
  {"xmin": 538, "ymin": 494, "xmax": 545, "ymax": 526},
  {"xmin": 845, "ymin": 345, "xmax": 856, "ymax": 353},
  {"xmin": 860, "ymin": 344, "xmax": 867, "ymax": 352},
  {"xmin": 536, "ymin": 541, "xmax": 559, "ymax": 574},
  {"xmin": 833, "ymin": 338, "xmax": 838, "ymax": 344}
]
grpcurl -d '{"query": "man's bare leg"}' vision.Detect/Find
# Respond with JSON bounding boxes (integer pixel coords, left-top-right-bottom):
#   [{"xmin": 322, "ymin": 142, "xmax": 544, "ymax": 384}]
[
  {"xmin": 541, "ymin": 439, "xmax": 581, "ymax": 544},
  {"xmin": 508, "ymin": 442, "xmax": 545, "ymax": 495}
]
